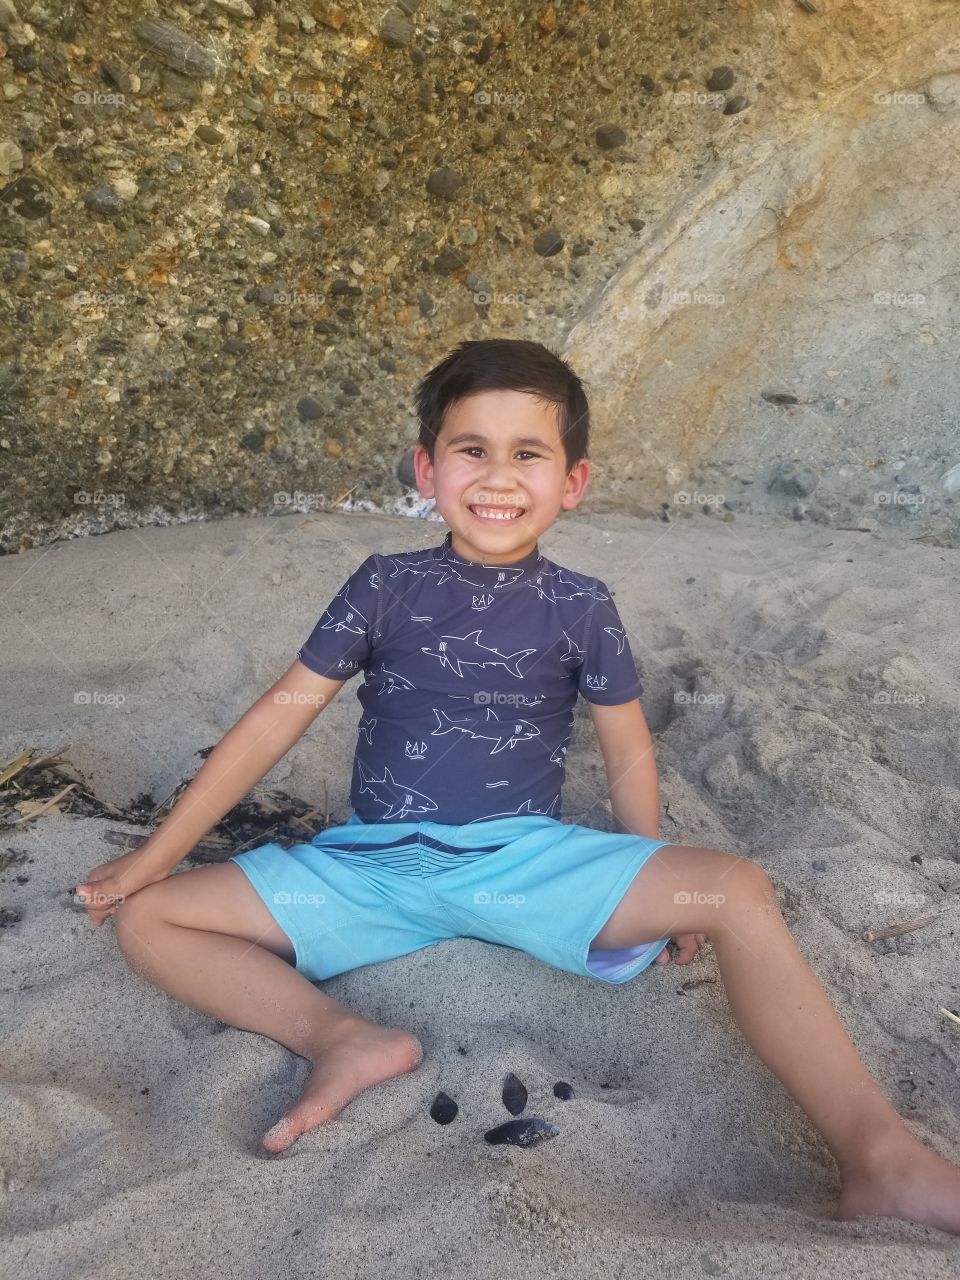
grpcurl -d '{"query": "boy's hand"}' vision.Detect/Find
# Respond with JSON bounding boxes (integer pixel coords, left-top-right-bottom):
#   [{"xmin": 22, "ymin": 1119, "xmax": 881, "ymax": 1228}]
[
  {"xmin": 70, "ymin": 849, "xmax": 172, "ymax": 927},
  {"xmin": 655, "ymin": 933, "xmax": 705, "ymax": 966}
]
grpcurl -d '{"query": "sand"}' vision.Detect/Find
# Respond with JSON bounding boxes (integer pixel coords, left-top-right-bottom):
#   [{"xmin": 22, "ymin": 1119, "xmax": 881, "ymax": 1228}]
[{"xmin": 1, "ymin": 507, "xmax": 959, "ymax": 1279}]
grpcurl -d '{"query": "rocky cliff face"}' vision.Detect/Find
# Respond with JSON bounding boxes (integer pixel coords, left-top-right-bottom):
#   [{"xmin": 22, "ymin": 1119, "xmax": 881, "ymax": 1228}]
[{"xmin": 1, "ymin": 0, "xmax": 958, "ymax": 553}]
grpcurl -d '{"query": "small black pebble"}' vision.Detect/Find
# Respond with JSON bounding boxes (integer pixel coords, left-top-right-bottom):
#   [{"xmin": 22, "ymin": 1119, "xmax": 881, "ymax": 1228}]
[
  {"xmin": 430, "ymin": 1091, "xmax": 458, "ymax": 1125},
  {"xmin": 484, "ymin": 1117, "xmax": 559, "ymax": 1148},
  {"xmin": 723, "ymin": 95, "xmax": 750, "ymax": 116},
  {"xmin": 909, "ymin": 854, "xmax": 922, "ymax": 865},
  {"xmin": 502, "ymin": 1071, "xmax": 528, "ymax": 1115},
  {"xmin": 457, "ymin": 1044, "xmax": 468, "ymax": 1055},
  {"xmin": 706, "ymin": 65, "xmax": 735, "ymax": 92},
  {"xmin": 553, "ymin": 1081, "xmax": 575, "ymax": 1101}
]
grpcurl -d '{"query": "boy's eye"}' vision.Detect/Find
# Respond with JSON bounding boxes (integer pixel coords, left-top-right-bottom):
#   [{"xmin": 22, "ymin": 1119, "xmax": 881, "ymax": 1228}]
[{"xmin": 461, "ymin": 447, "xmax": 540, "ymax": 460}]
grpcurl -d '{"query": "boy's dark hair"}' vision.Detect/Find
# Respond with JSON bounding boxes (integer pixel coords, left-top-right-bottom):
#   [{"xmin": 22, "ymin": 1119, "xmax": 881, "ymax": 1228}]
[{"xmin": 414, "ymin": 339, "xmax": 590, "ymax": 472}]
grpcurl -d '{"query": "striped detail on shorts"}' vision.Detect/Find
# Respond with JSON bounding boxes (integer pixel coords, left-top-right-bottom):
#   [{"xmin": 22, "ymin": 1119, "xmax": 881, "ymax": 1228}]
[{"xmin": 316, "ymin": 831, "xmax": 506, "ymax": 877}]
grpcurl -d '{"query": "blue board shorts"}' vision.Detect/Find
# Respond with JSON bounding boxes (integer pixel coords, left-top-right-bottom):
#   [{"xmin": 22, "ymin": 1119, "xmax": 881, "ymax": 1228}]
[{"xmin": 228, "ymin": 813, "xmax": 673, "ymax": 986}]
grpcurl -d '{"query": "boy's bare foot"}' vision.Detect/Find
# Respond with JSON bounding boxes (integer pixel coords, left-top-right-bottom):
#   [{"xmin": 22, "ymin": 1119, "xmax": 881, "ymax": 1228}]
[
  {"xmin": 837, "ymin": 1126, "xmax": 960, "ymax": 1235},
  {"xmin": 258, "ymin": 1019, "xmax": 424, "ymax": 1156}
]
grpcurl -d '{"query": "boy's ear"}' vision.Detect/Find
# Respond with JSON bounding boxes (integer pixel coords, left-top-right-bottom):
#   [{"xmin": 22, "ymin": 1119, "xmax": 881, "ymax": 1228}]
[
  {"xmin": 412, "ymin": 443, "xmax": 435, "ymax": 498},
  {"xmin": 560, "ymin": 458, "xmax": 591, "ymax": 510}
]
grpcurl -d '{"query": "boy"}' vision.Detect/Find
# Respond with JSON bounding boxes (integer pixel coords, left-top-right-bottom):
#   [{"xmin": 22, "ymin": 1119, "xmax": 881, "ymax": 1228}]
[{"xmin": 75, "ymin": 339, "xmax": 960, "ymax": 1232}]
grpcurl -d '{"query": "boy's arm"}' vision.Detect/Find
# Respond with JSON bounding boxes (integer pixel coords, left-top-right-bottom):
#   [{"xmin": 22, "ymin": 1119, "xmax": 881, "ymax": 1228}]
[
  {"xmin": 132, "ymin": 660, "xmax": 346, "ymax": 874},
  {"xmin": 587, "ymin": 698, "xmax": 660, "ymax": 840}
]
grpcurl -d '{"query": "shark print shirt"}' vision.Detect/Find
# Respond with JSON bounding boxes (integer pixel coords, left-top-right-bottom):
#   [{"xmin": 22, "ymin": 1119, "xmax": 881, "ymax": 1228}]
[{"xmin": 296, "ymin": 531, "xmax": 644, "ymax": 826}]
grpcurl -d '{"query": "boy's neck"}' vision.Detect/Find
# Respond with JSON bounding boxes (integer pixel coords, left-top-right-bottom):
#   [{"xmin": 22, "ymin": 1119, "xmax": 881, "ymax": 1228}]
[{"xmin": 443, "ymin": 529, "xmax": 542, "ymax": 570}]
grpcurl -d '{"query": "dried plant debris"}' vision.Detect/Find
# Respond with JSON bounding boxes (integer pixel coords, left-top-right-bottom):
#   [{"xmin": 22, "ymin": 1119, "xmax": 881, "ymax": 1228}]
[
  {"xmin": 862, "ymin": 914, "xmax": 939, "ymax": 945},
  {"xmin": 1, "ymin": 746, "xmax": 339, "ymax": 861}
]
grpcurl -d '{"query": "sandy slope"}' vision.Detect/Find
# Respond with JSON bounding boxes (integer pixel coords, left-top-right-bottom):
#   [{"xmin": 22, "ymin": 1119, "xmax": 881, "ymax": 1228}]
[{"xmin": 1, "ymin": 509, "xmax": 958, "ymax": 1278}]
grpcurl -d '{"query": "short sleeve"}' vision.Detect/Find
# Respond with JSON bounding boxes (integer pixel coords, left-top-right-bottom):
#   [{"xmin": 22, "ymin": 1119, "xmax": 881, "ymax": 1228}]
[
  {"xmin": 575, "ymin": 580, "xmax": 644, "ymax": 704},
  {"xmin": 296, "ymin": 554, "xmax": 381, "ymax": 679}
]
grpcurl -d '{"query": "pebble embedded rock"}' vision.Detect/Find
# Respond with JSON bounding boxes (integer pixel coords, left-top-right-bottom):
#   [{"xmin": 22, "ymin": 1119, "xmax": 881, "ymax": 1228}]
[
  {"xmin": 723, "ymin": 96, "xmax": 750, "ymax": 115},
  {"xmin": 533, "ymin": 228, "xmax": 564, "ymax": 257},
  {"xmin": 706, "ymin": 66, "xmax": 735, "ymax": 92},
  {"xmin": 425, "ymin": 167, "xmax": 463, "ymax": 201},
  {"xmin": 82, "ymin": 182, "xmax": 123, "ymax": 215},
  {"xmin": 595, "ymin": 124, "xmax": 627, "ymax": 150},
  {"xmin": 767, "ymin": 461, "xmax": 818, "ymax": 498},
  {"xmin": 133, "ymin": 18, "xmax": 220, "ymax": 81}
]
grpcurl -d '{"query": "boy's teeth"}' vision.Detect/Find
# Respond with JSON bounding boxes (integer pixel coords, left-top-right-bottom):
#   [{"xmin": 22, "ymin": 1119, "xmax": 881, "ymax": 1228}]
[{"xmin": 471, "ymin": 505, "xmax": 523, "ymax": 520}]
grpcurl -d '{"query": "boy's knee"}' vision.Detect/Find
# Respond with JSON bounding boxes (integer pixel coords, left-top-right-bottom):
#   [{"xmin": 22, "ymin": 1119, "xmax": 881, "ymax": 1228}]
[{"xmin": 713, "ymin": 854, "xmax": 779, "ymax": 916}]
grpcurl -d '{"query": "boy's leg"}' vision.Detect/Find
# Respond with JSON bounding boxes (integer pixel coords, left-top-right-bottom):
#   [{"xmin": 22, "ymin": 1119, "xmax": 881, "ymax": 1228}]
[
  {"xmin": 113, "ymin": 863, "xmax": 422, "ymax": 1155},
  {"xmin": 592, "ymin": 845, "xmax": 960, "ymax": 1234}
]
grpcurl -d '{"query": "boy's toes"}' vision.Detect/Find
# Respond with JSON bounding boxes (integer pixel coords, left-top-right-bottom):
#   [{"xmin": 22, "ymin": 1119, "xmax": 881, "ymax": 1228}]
[{"xmin": 259, "ymin": 1114, "xmax": 303, "ymax": 1155}]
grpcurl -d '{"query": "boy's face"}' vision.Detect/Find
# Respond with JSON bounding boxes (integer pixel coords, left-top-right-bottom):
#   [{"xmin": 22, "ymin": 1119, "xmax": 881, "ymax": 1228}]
[{"xmin": 413, "ymin": 389, "xmax": 591, "ymax": 565}]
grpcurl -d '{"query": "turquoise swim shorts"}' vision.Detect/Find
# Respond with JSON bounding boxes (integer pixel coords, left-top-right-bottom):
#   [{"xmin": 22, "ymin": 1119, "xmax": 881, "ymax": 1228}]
[{"xmin": 228, "ymin": 813, "xmax": 673, "ymax": 986}]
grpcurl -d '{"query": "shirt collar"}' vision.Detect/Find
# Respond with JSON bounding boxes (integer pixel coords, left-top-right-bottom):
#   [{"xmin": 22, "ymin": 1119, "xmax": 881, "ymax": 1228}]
[{"xmin": 436, "ymin": 529, "xmax": 543, "ymax": 580}]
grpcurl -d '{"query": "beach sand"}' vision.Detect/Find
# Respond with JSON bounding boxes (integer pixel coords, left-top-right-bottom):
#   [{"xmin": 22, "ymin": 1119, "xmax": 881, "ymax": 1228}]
[{"xmin": 1, "ymin": 509, "xmax": 959, "ymax": 1278}]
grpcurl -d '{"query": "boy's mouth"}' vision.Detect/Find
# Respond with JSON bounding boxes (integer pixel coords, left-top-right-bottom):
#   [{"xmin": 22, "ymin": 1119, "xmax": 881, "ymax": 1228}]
[{"xmin": 468, "ymin": 504, "xmax": 526, "ymax": 523}]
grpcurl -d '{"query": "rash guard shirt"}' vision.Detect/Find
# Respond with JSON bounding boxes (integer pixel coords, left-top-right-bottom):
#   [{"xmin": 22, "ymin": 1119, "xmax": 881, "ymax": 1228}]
[{"xmin": 296, "ymin": 531, "xmax": 644, "ymax": 826}]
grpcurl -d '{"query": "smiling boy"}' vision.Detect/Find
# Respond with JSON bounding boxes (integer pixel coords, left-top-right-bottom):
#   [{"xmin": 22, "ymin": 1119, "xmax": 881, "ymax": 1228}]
[{"xmin": 76, "ymin": 339, "xmax": 960, "ymax": 1232}]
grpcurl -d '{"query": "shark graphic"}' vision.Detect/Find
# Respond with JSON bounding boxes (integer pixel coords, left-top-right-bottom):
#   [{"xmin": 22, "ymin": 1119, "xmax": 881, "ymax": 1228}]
[
  {"xmin": 358, "ymin": 715, "xmax": 377, "ymax": 746},
  {"xmin": 387, "ymin": 554, "xmax": 526, "ymax": 591},
  {"xmin": 367, "ymin": 665, "xmax": 415, "ymax": 695},
  {"xmin": 603, "ymin": 624, "xmax": 627, "ymax": 656},
  {"xmin": 525, "ymin": 569, "xmax": 608, "ymax": 605},
  {"xmin": 431, "ymin": 706, "xmax": 540, "ymax": 754},
  {"xmin": 420, "ymin": 629, "xmax": 535, "ymax": 680},
  {"xmin": 559, "ymin": 629, "xmax": 583, "ymax": 664},
  {"xmin": 549, "ymin": 744, "xmax": 567, "ymax": 767},
  {"xmin": 447, "ymin": 692, "xmax": 544, "ymax": 708},
  {"xmin": 356, "ymin": 762, "xmax": 438, "ymax": 820},
  {"xmin": 464, "ymin": 796, "xmax": 559, "ymax": 824},
  {"xmin": 319, "ymin": 593, "xmax": 369, "ymax": 635}
]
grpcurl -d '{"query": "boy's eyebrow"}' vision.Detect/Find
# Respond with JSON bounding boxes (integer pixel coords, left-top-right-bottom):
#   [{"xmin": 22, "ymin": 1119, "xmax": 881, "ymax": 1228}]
[{"xmin": 443, "ymin": 431, "xmax": 556, "ymax": 454}]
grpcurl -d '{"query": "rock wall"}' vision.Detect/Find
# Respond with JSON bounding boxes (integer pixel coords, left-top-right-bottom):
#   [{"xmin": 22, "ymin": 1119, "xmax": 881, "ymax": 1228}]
[{"xmin": 1, "ymin": 0, "xmax": 958, "ymax": 553}]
